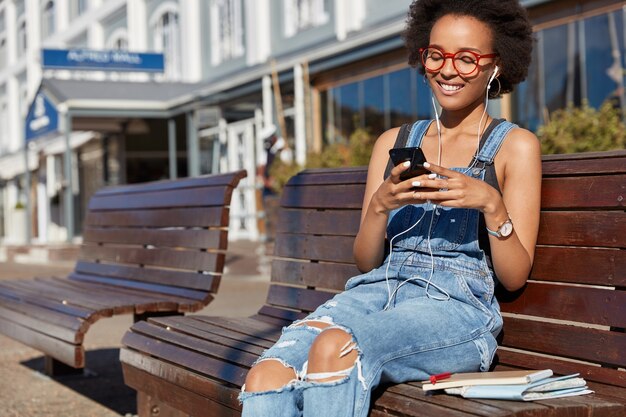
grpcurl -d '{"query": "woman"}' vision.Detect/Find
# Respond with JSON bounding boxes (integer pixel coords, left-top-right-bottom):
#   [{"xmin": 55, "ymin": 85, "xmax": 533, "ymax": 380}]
[{"xmin": 240, "ymin": 1, "xmax": 541, "ymax": 416}]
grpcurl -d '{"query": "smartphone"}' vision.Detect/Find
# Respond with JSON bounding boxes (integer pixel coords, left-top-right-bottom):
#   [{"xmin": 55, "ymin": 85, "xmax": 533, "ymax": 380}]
[{"xmin": 389, "ymin": 147, "xmax": 429, "ymax": 181}]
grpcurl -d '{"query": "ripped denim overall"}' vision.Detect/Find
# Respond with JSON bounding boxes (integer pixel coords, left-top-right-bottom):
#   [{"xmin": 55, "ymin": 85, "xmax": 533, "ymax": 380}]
[{"xmin": 240, "ymin": 120, "xmax": 516, "ymax": 417}]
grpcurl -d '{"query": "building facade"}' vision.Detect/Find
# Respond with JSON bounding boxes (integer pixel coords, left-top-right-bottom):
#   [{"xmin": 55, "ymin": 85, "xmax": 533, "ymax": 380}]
[{"xmin": 0, "ymin": 0, "xmax": 624, "ymax": 244}]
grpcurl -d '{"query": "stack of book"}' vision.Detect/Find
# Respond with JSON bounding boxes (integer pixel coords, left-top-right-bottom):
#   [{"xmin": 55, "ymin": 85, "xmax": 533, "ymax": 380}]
[{"xmin": 421, "ymin": 369, "xmax": 593, "ymax": 401}]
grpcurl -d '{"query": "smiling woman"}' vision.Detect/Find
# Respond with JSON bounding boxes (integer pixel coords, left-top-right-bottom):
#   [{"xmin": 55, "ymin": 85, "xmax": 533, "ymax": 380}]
[{"xmin": 240, "ymin": 2, "xmax": 541, "ymax": 417}]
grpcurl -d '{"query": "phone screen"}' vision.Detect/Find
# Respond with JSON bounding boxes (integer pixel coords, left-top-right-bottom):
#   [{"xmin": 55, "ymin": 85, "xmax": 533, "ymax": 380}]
[{"xmin": 389, "ymin": 147, "xmax": 428, "ymax": 180}]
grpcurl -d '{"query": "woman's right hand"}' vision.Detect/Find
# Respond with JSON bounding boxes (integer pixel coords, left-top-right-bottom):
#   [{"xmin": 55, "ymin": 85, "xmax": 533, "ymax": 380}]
[{"xmin": 370, "ymin": 161, "xmax": 431, "ymax": 215}]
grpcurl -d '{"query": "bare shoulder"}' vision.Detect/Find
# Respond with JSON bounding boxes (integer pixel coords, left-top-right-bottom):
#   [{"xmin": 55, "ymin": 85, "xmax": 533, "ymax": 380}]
[{"xmin": 499, "ymin": 126, "xmax": 542, "ymax": 173}]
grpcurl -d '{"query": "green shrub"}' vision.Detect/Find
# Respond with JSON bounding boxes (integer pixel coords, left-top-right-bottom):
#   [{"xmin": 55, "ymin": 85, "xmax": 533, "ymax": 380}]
[
  {"xmin": 537, "ymin": 100, "xmax": 626, "ymax": 154},
  {"xmin": 269, "ymin": 127, "xmax": 377, "ymax": 193}
]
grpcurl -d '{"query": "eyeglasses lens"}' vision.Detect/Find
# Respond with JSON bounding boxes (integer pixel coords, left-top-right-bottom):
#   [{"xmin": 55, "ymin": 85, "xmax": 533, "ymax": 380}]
[{"xmin": 422, "ymin": 48, "xmax": 478, "ymax": 75}]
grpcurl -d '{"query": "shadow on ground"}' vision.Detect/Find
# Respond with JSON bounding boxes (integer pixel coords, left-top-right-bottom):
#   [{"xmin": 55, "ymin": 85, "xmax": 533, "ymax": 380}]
[{"xmin": 21, "ymin": 348, "xmax": 137, "ymax": 416}]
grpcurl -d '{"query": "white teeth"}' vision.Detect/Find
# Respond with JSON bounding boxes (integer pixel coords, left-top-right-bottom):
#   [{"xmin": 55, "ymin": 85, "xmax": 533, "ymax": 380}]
[{"xmin": 440, "ymin": 83, "xmax": 462, "ymax": 91}]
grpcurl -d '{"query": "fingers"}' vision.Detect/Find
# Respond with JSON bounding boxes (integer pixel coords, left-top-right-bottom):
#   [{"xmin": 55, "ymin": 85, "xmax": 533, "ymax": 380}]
[
  {"xmin": 390, "ymin": 161, "xmax": 411, "ymax": 182},
  {"xmin": 423, "ymin": 162, "xmax": 457, "ymax": 178}
]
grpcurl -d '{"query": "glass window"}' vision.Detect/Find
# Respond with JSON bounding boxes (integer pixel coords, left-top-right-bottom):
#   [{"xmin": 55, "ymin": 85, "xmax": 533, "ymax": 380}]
[
  {"xmin": 0, "ymin": 10, "xmax": 5, "ymax": 33},
  {"xmin": 321, "ymin": 67, "xmax": 432, "ymax": 146},
  {"xmin": 585, "ymin": 11, "xmax": 625, "ymax": 109},
  {"xmin": 284, "ymin": 0, "xmax": 329, "ymax": 37},
  {"xmin": 153, "ymin": 10, "xmax": 181, "ymax": 79},
  {"xmin": 0, "ymin": 37, "xmax": 6, "ymax": 69},
  {"xmin": 77, "ymin": 0, "xmax": 87, "ymax": 15},
  {"xmin": 17, "ymin": 19, "xmax": 27, "ymax": 56},
  {"xmin": 512, "ymin": 8, "xmax": 626, "ymax": 132},
  {"xmin": 210, "ymin": 0, "xmax": 244, "ymax": 64},
  {"xmin": 42, "ymin": 1, "xmax": 55, "ymax": 39}
]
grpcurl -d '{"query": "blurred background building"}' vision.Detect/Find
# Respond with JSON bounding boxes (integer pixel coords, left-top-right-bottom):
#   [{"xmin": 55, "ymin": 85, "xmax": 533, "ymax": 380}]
[{"xmin": 0, "ymin": 0, "xmax": 624, "ymax": 246}]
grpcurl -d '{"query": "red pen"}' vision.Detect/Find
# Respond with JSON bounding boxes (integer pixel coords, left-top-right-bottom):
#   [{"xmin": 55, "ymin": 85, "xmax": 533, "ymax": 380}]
[{"xmin": 429, "ymin": 372, "xmax": 452, "ymax": 384}]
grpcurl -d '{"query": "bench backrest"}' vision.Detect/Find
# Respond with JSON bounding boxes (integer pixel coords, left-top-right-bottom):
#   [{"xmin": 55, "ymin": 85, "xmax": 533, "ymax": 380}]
[
  {"xmin": 263, "ymin": 151, "xmax": 625, "ymax": 387},
  {"xmin": 71, "ymin": 171, "xmax": 246, "ymax": 309}
]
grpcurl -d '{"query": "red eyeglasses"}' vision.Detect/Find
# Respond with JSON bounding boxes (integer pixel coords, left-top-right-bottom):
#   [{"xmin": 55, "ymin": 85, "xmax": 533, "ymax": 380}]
[{"xmin": 419, "ymin": 46, "xmax": 498, "ymax": 76}]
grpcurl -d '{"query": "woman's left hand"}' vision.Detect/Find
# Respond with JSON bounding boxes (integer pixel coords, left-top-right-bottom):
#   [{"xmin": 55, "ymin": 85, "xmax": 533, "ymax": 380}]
[{"xmin": 412, "ymin": 162, "xmax": 501, "ymax": 214}]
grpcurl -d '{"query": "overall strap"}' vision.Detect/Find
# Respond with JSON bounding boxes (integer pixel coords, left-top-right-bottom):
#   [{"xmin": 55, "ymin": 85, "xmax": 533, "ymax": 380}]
[
  {"xmin": 474, "ymin": 120, "xmax": 518, "ymax": 164},
  {"xmin": 406, "ymin": 120, "xmax": 433, "ymax": 148}
]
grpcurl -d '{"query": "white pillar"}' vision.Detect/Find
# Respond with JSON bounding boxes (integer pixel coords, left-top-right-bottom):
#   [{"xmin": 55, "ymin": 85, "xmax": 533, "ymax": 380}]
[
  {"xmin": 7, "ymin": 76, "xmax": 21, "ymax": 152},
  {"xmin": 294, "ymin": 64, "xmax": 306, "ymax": 166},
  {"xmin": 262, "ymin": 75, "xmax": 273, "ymax": 129},
  {"xmin": 55, "ymin": 0, "xmax": 69, "ymax": 35},
  {"xmin": 36, "ymin": 179, "xmax": 48, "ymax": 243},
  {"xmin": 245, "ymin": 0, "xmax": 270, "ymax": 66},
  {"xmin": 127, "ymin": 0, "xmax": 147, "ymax": 51},
  {"xmin": 180, "ymin": 0, "xmax": 201, "ymax": 81},
  {"xmin": 5, "ymin": 0, "xmax": 16, "ymax": 65}
]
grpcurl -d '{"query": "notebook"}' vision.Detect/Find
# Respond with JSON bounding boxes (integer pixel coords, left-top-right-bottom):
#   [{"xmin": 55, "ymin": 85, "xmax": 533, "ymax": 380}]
[
  {"xmin": 421, "ymin": 369, "xmax": 553, "ymax": 392},
  {"xmin": 443, "ymin": 373, "xmax": 593, "ymax": 401}
]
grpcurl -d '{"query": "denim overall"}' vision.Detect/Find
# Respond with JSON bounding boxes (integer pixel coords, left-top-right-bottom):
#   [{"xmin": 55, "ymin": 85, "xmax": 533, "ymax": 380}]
[{"xmin": 240, "ymin": 120, "xmax": 516, "ymax": 417}]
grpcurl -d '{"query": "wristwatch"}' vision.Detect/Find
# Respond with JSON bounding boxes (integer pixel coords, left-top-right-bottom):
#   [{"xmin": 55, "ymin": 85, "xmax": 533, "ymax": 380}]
[{"xmin": 486, "ymin": 217, "xmax": 514, "ymax": 238}]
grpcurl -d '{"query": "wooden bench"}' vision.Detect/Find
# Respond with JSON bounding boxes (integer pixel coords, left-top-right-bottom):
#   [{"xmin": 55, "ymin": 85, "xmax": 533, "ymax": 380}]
[
  {"xmin": 120, "ymin": 151, "xmax": 625, "ymax": 417},
  {"xmin": 0, "ymin": 170, "xmax": 246, "ymax": 375}
]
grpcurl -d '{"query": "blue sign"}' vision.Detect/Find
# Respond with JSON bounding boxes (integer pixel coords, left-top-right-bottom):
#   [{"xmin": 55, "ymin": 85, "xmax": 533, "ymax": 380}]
[
  {"xmin": 25, "ymin": 91, "xmax": 59, "ymax": 142},
  {"xmin": 42, "ymin": 48, "xmax": 165, "ymax": 72}
]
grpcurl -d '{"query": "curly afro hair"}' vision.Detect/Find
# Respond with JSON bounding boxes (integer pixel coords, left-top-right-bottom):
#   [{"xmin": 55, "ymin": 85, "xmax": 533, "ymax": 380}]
[{"xmin": 403, "ymin": 0, "xmax": 533, "ymax": 98}]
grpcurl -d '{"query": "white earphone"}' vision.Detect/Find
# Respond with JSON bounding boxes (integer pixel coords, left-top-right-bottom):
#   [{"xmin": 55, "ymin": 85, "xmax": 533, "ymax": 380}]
[{"xmin": 487, "ymin": 65, "xmax": 499, "ymax": 90}]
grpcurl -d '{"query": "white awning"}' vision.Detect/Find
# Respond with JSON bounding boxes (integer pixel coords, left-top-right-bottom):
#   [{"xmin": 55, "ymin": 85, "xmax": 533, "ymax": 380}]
[
  {"xmin": 0, "ymin": 131, "xmax": 96, "ymax": 180},
  {"xmin": 0, "ymin": 150, "xmax": 38, "ymax": 180}
]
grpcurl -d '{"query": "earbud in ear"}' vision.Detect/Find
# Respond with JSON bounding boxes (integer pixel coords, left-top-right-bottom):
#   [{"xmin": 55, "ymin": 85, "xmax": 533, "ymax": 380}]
[{"xmin": 487, "ymin": 66, "xmax": 499, "ymax": 90}]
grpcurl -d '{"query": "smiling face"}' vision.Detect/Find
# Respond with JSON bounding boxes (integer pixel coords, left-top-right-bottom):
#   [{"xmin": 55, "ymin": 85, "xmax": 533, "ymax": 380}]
[{"xmin": 425, "ymin": 14, "xmax": 498, "ymax": 112}]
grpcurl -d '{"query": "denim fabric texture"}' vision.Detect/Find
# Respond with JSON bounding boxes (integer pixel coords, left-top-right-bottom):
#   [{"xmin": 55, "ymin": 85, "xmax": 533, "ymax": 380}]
[{"xmin": 240, "ymin": 119, "xmax": 517, "ymax": 417}]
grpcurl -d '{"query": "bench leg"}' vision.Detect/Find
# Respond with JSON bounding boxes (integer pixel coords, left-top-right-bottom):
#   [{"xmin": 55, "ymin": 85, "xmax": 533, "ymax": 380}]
[
  {"xmin": 138, "ymin": 391, "xmax": 189, "ymax": 417},
  {"xmin": 133, "ymin": 311, "xmax": 184, "ymax": 323},
  {"xmin": 44, "ymin": 355, "xmax": 83, "ymax": 377}
]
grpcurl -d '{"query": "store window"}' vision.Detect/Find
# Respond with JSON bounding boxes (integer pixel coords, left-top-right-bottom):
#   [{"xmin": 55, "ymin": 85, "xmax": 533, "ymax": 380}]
[
  {"xmin": 0, "ymin": 9, "xmax": 6, "ymax": 69},
  {"xmin": 513, "ymin": 8, "xmax": 625, "ymax": 131},
  {"xmin": 107, "ymin": 29, "xmax": 129, "ymax": 50},
  {"xmin": 152, "ymin": 5, "xmax": 181, "ymax": 80},
  {"xmin": 17, "ymin": 18, "xmax": 27, "ymax": 57},
  {"xmin": 210, "ymin": 0, "xmax": 244, "ymax": 65},
  {"xmin": 284, "ymin": 0, "xmax": 329, "ymax": 38},
  {"xmin": 321, "ymin": 67, "xmax": 431, "ymax": 145},
  {"xmin": 41, "ymin": 1, "xmax": 55, "ymax": 39}
]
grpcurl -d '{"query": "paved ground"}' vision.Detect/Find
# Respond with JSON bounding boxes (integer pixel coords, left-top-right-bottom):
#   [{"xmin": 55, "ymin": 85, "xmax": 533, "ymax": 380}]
[{"xmin": 0, "ymin": 240, "xmax": 271, "ymax": 417}]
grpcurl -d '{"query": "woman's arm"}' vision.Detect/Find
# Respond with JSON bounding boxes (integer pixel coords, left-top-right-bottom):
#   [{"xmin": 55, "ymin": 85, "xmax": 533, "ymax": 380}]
[
  {"xmin": 484, "ymin": 129, "xmax": 542, "ymax": 291},
  {"xmin": 415, "ymin": 128, "xmax": 542, "ymax": 291},
  {"xmin": 353, "ymin": 128, "xmax": 430, "ymax": 272}
]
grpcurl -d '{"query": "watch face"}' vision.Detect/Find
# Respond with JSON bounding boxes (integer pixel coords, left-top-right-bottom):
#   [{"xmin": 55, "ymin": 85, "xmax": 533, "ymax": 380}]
[{"xmin": 500, "ymin": 220, "xmax": 513, "ymax": 237}]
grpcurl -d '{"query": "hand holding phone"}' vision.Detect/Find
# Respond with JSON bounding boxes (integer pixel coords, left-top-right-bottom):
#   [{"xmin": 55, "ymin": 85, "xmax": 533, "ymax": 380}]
[{"xmin": 389, "ymin": 147, "xmax": 429, "ymax": 181}]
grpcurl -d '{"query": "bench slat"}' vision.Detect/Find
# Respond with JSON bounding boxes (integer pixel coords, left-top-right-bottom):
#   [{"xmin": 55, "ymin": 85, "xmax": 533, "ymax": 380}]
[
  {"xmin": 497, "ymin": 349, "xmax": 626, "ymax": 388},
  {"xmin": 537, "ymin": 211, "xmax": 625, "ymax": 248},
  {"xmin": 542, "ymin": 153, "xmax": 626, "ymax": 175},
  {"xmin": 281, "ymin": 184, "xmax": 365, "ymax": 209},
  {"xmin": 501, "ymin": 316, "xmax": 626, "ymax": 368},
  {"xmin": 274, "ymin": 234, "xmax": 356, "ymax": 264},
  {"xmin": 122, "ymin": 332, "xmax": 248, "ymax": 386},
  {"xmin": 540, "ymin": 175, "xmax": 625, "ymax": 209},
  {"xmin": 0, "ymin": 282, "xmax": 96, "ymax": 319},
  {"xmin": 531, "ymin": 247, "xmax": 624, "ymax": 286},
  {"xmin": 274, "ymin": 208, "xmax": 361, "ymax": 236},
  {"xmin": 83, "ymin": 228, "xmax": 226, "ymax": 251},
  {"xmin": 0, "ymin": 300, "xmax": 83, "ymax": 343},
  {"xmin": 68, "ymin": 273, "xmax": 209, "ymax": 304},
  {"xmin": 0, "ymin": 318, "xmax": 83, "ymax": 367},
  {"xmin": 80, "ymin": 245, "xmax": 222, "ymax": 273},
  {"xmin": 499, "ymin": 281, "xmax": 626, "ymax": 327},
  {"xmin": 42, "ymin": 276, "xmax": 207, "ymax": 315},
  {"xmin": 265, "ymin": 284, "xmax": 335, "ymax": 313},
  {"xmin": 89, "ymin": 185, "xmax": 233, "ymax": 211},
  {"xmin": 129, "ymin": 321, "xmax": 260, "ymax": 366},
  {"xmin": 150, "ymin": 316, "xmax": 276, "ymax": 349},
  {"xmin": 270, "ymin": 259, "xmax": 360, "ymax": 291},
  {"xmin": 74, "ymin": 261, "xmax": 219, "ymax": 292},
  {"xmin": 85, "ymin": 206, "xmax": 227, "ymax": 228},
  {"xmin": 97, "ymin": 172, "xmax": 245, "ymax": 196},
  {"xmin": 121, "ymin": 358, "xmax": 242, "ymax": 416}
]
